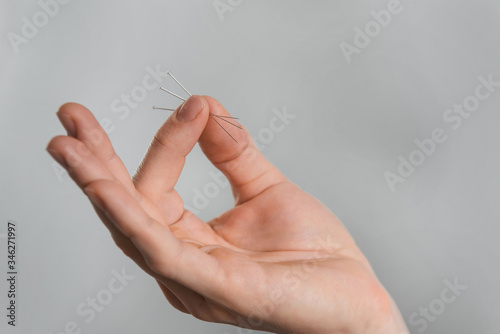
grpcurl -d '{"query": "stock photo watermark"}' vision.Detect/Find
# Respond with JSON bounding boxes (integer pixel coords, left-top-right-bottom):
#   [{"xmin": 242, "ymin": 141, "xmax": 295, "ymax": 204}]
[
  {"xmin": 185, "ymin": 106, "xmax": 296, "ymax": 215},
  {"xmin": 108, "ymin": 65, "xmax": 169, "ymax": 123},
  {"xmin": 48, "ymin": 267, "xmax": 135, "ymax": 334},
  {"xmin": 213, "ymin": 0, "xmax": 244, "ymax": 21},
  {"xmin": 7, "ymin": 0, "xmax": 73, "ymax": 54},
  {"xmin": 408, "ymin": 277, "xmax": 467, "ymax": 333},
  {"xmin": 5, "ymin": 221, "xmax": 18, "ymax": 326},
  {"xmin": 385, "ymin": 73, "xmax": 500, "ymax": 192},
  {"xmin": 340, "ymin": 0, "xmax": 418, "ymax": 64}
]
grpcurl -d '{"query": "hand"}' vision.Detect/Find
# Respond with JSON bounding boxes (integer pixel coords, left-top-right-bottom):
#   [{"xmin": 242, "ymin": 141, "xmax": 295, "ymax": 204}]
[{"xmin": 47, "ymin": 96, "xmax": 409, "ymax": 334}]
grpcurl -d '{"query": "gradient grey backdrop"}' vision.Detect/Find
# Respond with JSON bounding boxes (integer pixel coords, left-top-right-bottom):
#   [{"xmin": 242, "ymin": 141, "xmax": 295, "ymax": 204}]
[{"xmin": 1, "ymin": 0, "xmax": 499, "ymax": 333}]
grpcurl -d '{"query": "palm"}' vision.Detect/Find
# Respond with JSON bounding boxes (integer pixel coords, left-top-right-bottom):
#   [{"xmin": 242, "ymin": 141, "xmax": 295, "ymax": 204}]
[
  {"xmin": 208, "ymin": 183, "xmax": 349, "ymax": 253},
  {"xmin": 144, "ymin": 178, "xmax": 381, "ymax": 333}
]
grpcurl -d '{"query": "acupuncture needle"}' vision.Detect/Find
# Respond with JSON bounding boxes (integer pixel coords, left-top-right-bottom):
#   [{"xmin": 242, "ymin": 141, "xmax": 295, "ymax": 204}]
[
  {"xmin": 156, "ymin": 71, "xmax": 241, "ymax": 142},
  {"xmin": 167, "ymin": 71, "xmax": 192, "ymax": 97},
  {"xmin": 159, "ymin": 87, "xmax": 186, "ymax": 101},
  {"xmin": 152, "ymin": 106, "xmax": 176, "ymax": 111},
  {"xmin": 209, "ymin": 114, "xmax": 238, "ymax": 143},
  {"xmin": 212, "ymin": 115, "xmax": 242, "ymax": 129}
]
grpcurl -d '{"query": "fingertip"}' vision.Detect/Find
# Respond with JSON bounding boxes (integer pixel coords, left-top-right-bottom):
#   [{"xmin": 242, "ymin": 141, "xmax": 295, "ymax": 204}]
[
  {"xmin": 57, "ymin": 102, "xmax": 85, "ymax": 117},
  {"xmin": 200, "ymin": 95, "xmax": 221, "ymax": 111},
  {"xmin": 176, "ymin": 95, "xmax": 206, "ymax": 122},
  {"xmin": 56, "ymin": 102, "xmax": 98, "ymax": 124},
  {"xmin": 56, "ymin": 102, "xmax": 90, "ymax": 137},
  {"xmin": 46, "ymin": 134, "xmax": 69, "ymax": 152},
  {"xmin": 57, "ymin": 112, "xmax": 76, "ymax": 137}
]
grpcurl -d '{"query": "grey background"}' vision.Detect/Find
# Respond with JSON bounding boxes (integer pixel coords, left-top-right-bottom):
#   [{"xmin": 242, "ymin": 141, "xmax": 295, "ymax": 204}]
[{"xmin": 1, "ymin": 0, "xmax": 499, "ymax": 333}]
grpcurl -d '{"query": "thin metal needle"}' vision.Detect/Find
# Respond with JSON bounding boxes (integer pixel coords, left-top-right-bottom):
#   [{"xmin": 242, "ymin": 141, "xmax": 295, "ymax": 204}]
[
  {"xmin": 167, "ymin": 71, "xmax": 192, "ymax": 97},
  {"xmin": 210, "ymin": 114, "xmax": 237, "ymax": 143},
  {"xmin": 212, "ymin": 114, "xmax": 242, "ymax": 129},
  {"xmin": 160, "ymin": 87, "xmax": 186, "ymax": 101},
  {"xmin": 153, "ymin": 106, "xmax": 176, "ymax": 111},
  {"xmin": 213, "ymin": 115, "xmax": 239, "ymax": 120},
  {"xmin": 157, "ymin": 72, "xmax": 240, "ymax": 142}
]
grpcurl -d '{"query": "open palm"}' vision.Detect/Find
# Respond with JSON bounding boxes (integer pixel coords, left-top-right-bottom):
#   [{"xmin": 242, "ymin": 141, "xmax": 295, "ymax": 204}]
[{"xmin": 47, "ymin": 96, "xmax": 407, "ymax": 334}]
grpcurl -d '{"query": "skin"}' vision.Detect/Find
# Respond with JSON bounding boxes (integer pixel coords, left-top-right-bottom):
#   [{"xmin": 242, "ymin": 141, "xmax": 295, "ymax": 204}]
[{"xmin": 46, "ymin": 95, "xmax": 409, "ymax": 334}]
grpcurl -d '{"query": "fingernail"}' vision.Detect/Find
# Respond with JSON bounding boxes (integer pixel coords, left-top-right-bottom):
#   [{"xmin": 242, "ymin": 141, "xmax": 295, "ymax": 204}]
[
  {"xmin": 57, "ymin": 113, "xmax": 77, "ymax": 137},
  {"xmin": 84, "ymin": 187, "xmax": 104, "ymax": 210},
  {"xmin": 176, "ymin": 96, "xmax": 203, "ymax": 122},
  {"xmin": 47, "ymin": 148, "xmax": 69, "ymax": 169}
]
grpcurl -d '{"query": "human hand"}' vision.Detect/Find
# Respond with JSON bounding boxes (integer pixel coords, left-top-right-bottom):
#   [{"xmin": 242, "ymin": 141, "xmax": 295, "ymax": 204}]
[{"xmin": 47, "ymin": 96, "xmax": 409, "ymax": 334}]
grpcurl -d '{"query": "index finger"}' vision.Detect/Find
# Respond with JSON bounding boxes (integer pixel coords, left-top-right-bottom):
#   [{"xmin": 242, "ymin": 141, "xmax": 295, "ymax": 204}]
[{"xmin": 133, "ymin": 95, "xmax": 210, "ymax": 202}]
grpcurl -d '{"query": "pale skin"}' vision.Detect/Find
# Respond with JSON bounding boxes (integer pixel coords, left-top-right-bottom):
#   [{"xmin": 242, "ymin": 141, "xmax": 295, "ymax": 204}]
[{"xmin": 47, "ymin": 95, "xmax": 409, "ymax": 334}]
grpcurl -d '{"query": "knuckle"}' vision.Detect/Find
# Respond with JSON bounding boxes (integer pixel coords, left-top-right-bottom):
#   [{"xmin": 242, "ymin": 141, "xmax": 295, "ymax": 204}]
[{"xmin": 152, "ymin": 132, "xmax": 176, "ymax": 152}]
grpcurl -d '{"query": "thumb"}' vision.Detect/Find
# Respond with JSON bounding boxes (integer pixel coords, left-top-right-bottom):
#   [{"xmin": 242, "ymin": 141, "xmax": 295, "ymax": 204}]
[{"xmin": 198, "ymin": 96, "xmax": 287, "ymax": 204}]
